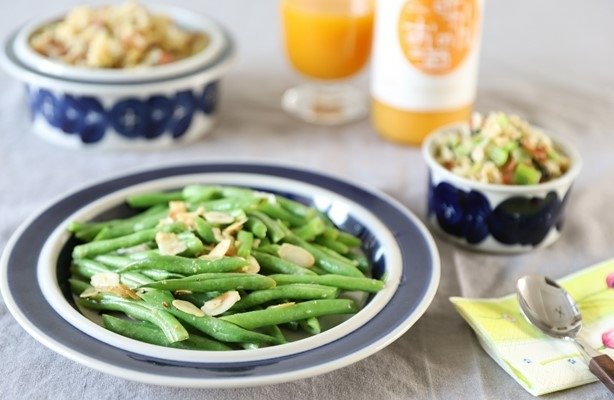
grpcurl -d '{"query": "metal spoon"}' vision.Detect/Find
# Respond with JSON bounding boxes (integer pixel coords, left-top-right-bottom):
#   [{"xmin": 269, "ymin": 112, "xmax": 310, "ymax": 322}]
[{"xmin": 517, "ymin": 275, "xmax": 614, "ymax": 393}]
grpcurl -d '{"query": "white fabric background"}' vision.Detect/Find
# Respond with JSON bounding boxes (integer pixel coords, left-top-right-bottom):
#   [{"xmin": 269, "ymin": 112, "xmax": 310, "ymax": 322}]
[{"xmin": 1, "ymin": 0, "xmax": 613, "ymax": 399}]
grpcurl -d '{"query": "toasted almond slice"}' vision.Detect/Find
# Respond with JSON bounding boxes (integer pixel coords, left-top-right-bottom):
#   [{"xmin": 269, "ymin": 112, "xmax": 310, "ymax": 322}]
[
  {"xmin": 169, "ymin": 201, "xmax": 187, "ymax": 217},
  {"xmin": 107, "ymin": 284, "xmax": 140, "ymax": 300},
  {"xmin": 240, "ymin": 256, "xmax": 260, "ymax": 274},
  {"xmin": 155, "ymin": 232, "xmax": 187, "ymax": 256},
  {"xmin": 201, "ymin": 290, "xmax": 241, "ymax": 316},
  {"xmin": 267, "ymin": 302, "xmax": 295, "ymax": 309},
  {"xmin": 253, "ymin": 191, "xmax": 277, "ymax": 203},
  {"xmin": 278, "ymin": 243, "xmax": 315, "ymax": 268},
  {"xmin": 172, "ymin": 299, "xmax": 205, "ymax": 317},
  {"xmin": 222, "ymin": 217, "xmax": 248, "ymax": 236},
  {"xmin": 203, "ymin": 238, "xmax": 232, "ymax": 260},
  {"xmin": 174, "ymin": 211, "xmax": 197, "ymax": 230},
  {"xmin": 79, "ymin": 287, "xmax": 99, "ymax": 298},
  {"xmin": 174, "ymin": 289, "xmax": 193, "ymax": 296},
  {"xmin": 212, "ymin": 227, "xmax": 224, "ymax": 242},
  {"xmin": 204, "ymin": 211, "xmax": 235, "ymax": 225},
  {"xmin": 90, "ymin": 272, "xmax": 120, "ymax": 288}
]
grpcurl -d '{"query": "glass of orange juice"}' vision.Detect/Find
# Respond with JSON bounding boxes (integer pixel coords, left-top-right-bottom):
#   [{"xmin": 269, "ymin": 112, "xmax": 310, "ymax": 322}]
[{"xmin": 281, "ymin": 0, "xmax": 374, "ymax": 125}]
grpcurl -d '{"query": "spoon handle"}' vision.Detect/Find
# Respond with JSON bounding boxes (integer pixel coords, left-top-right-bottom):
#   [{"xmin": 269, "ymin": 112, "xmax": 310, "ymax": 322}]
[{"xmin": 589, "ymin": 354, "xmax": 614, "ymax": 393}]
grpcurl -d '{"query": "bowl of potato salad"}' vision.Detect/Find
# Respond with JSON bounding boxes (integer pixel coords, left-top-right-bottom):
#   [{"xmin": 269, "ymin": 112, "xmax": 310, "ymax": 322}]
[
  {"xmin": 422, "ymin": 112, "xmax": 582, "ymax": 253},
  {"xmin": 0, "ymin": 2, "xmax": 234, "ymax": 149}
]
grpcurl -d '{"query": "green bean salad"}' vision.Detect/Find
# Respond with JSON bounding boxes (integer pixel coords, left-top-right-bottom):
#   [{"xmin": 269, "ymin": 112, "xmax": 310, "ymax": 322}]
[
  {"xmin": 433, "ymin": 112, "xmax": 571, "ymax": 185},
  {"xmin": 68, "ymin": 185, "xmax": 384, "ymax": 351}
]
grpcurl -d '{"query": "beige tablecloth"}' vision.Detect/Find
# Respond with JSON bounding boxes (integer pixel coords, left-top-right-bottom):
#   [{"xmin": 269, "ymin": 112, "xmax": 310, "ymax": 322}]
[{"xmin": 1, "ymin": 0, "xmax": 613, "ymax": 399}]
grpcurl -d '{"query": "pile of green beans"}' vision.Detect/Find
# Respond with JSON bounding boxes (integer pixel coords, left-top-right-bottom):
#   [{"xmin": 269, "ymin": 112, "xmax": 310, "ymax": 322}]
[{"xmin": 68, "ymin": 185, "xmax": 384, "ymax": 351}]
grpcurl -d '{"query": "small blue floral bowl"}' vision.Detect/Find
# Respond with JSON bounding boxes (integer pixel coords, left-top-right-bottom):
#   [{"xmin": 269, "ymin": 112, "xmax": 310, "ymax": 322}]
[
  {"xmin": 0, "ymin": 5, "xmax": 234, "ymax": 150},
  {"xmin": 422, "ymin": 123, "xmax": 582, "ymax": 253}
]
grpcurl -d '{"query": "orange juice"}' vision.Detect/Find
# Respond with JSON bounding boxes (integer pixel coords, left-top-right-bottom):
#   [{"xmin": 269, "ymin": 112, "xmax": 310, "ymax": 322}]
[
  {"xmin": 281, "ymin": 0, "xmax": 374, "ymax": 80},
  {"xmin": 371, "ymin": 0, "xmax": 483, "ymax": 145}
]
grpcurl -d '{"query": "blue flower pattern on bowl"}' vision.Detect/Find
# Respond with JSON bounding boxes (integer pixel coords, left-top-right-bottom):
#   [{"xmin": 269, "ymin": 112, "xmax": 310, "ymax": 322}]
[
  {"xmin": 25, "ymin": 81, "xmax": 218, "ymax": 144},
  {"xmin": 429, "ymin": 181, "xmax": 491, "ymax": 244},
  {"xmin": 429, "ymin": 180, "xmax": 570, "ymax": 246}
]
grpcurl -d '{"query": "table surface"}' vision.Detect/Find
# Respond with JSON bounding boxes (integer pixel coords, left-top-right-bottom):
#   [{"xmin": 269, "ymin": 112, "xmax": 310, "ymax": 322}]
[{"xmin": 1, "ymin": 0, "xmax": 613, "ymax": 399}]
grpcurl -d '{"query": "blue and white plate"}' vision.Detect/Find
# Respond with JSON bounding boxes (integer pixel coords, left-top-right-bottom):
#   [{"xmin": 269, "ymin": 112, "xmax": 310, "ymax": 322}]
[{"xmin": 0, "ymin": 163, "xmax": 440, "ymax": 387}]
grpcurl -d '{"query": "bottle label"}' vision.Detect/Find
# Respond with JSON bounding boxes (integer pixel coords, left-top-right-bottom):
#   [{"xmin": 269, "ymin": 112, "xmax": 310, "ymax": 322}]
[{"xmin": 371, "ymin": 0, "xmax": 483, "ymax": 111}]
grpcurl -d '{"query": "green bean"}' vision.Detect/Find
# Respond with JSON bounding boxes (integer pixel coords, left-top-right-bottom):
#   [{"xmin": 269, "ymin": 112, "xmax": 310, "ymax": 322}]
[
  {"xmin": 299, "ymin": 317, "xmax": 321, "ymax": 335},
  {"xmin": 309, "ymin": 266, "xmax": 328, "ymax": 275},
  {"xmin": 337, "ymin": 231, "xmax": 362, "ymax": 247},
  {"xmin": 322, "ymin": 227, "xmax": 339, "ymax": 240},
  {"xmin": 102, "ymin": 314, "xmax": 231, "ymax": 351},
  {"xmin": 314, "ymin": 237, "xmax": 350, "ymax": 254},
  {"xmin": 252, "ymin": 251, "xmax": 316, "ymax": 276},
  {"xmin": 71, "ymin": 259, "xmax": 112, "ymax": 278},
  {"xmin": 255, "ymin": 244, "xmax": 280, "ymax": 256},
  {"xmin": 313, "ymin": 244, "xmax": 358, "ymax": 266},
  {"xmin": 261, "ymin": 323, "xmax": 286, "ymax": 343},
  {"xmin": 231, "ymin": 284, "xmax": 338, "ymax": 311},
  {"xmin": 283, "ymin": 235, "xmax": 364, "ymax": 277},
  {"xmin": 94, "ymin": 209, "xmax": 168, "ymax": 241},
  {"xmin": 245, "ymin": 217, "xmax": 267, "ymax": 239},
  {"xmin": 69, "ymin": 221, "xmax": 105, "ymax": 241},
  {"xmin": 120, "ymin": 271, "xmax": 154, "ymax": 288},
  {"xmin": 174, "ymin": 291, "xmax": 222, "ymax": 306},
  {"xmin": 69, "ymin": 278, "xmax": 90, "ymax": 295},
  {"xmin": 346, "ymin": 252, "xmax": 370, "ymax": 274},
  {"xmin": 269, "ymin": 274, "xmax": 384, "ymax": 293},
  {"xmin": 72, "ymin": 223, "xmax": 185, "ymax": 259},
  {"xmin": 275, "ymin": 196, "xmax": 316, "ymax": 219},
  {"xmin": 94, "ymin": 255, "xmax": 132, "ymax": 269},
  {"xmin": 137, "ymin": 289, "xmax": 282, "ymax": 345},
  {"xmin": 292, "ymin": 217, "xmax": 326, "ymax": 240},
  {"xmin": 257, "ymin": 202, "xmax": 306, "ymax": 227},
  {"xmin": 142, "ymin": 274, "xmax": 276, "ymax": 292},
  {"xmin": 78, "ymin": 293, "xmax": 189, "ymax": 343},
  {"xmin": 121, "ymin": 255, "xmax": 245, "ymax": 275},
  {"xmin": 236, "ymin": 230, "xmax": 253, "ymax": 258},
  {"xmin": 220, "ymin": 299, "xmax": 358, "ymax": 330},
  {"xmin": 127, "ymin": 191, "xmax": 184, "ymax": 208},
  {"xmin": 197, "ymin": 197, "xmax": 259, "ymax": 212},
  {"xmin": 194, "ymin": 217, "xmax": 216, "ymax": 243},
  {"xmin": 140, "ymin": 270, "xmax": 185, "ymax": 281},
  {"xmin": 176, "ymin": 231, "xmax": 204, "ymax": 257},
  {"xmin": 246, "ymin": 211, "xmax": 286, "ymax": 243},
  {"xmin": 182, "ymin": 185, "xmax": 221, "ymax": 203}
]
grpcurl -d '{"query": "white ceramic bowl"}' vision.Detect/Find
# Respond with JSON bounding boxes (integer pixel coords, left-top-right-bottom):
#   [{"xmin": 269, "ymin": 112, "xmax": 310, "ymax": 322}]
[
  {"xmin": 422, "ymin": 123, "xmax": 582, "ymax": 253},
  {"xmin": 0, "ymin": 163, "xmax": 440, "ymax": 386},
  {"xmin": 0, "ymin": 5, "xmax": 235, "ymax": 150}
]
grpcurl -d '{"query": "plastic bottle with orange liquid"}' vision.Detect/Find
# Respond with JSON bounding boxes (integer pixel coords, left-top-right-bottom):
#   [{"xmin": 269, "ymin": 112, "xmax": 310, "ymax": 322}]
[{"xmin": 371, "ymin": 0, "xmax": 483, "ymax": 145}]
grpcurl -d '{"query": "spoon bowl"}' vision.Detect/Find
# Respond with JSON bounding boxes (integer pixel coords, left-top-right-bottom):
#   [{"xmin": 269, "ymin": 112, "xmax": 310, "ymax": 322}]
[{"xmin": 517, "ymin": 274, "xmax": 614, "ymax": 393}]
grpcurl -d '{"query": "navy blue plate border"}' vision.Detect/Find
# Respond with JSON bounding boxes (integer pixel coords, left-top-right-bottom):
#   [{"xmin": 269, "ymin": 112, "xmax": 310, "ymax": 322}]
[{"xmin": 2, "ymin": 163, "xmax": 439, "ymax": 383}]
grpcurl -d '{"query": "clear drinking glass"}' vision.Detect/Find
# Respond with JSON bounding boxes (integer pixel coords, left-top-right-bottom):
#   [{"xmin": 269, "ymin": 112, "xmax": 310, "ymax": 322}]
[{"xmin": 281, "ymin": 0, "xmax": 374, "ymax": 125}]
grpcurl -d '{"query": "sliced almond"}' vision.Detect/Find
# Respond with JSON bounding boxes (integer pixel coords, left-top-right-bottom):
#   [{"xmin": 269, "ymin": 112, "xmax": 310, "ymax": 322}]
[
  {"xmin": 240, "ymin": 256, "xmax": 260, "ymax": 274},
  {"xmin": 204, "ymin": 211, "xmax": 235, "ymax": 225},
  {"xmin": 174, "ymin": 289, "xmax": 193, "ymax": 296},
  {"xmin": 172, "ymin": 299, "xmax": 205, "ymax": 317},
  {"xmin": 155, "ymin": 232, "xmax": 187, "ymax": 256},
  {"xmin": 200, "ymin": 238, "xmax": 232, "ymax": 260},
  {"xmin": 169, "ymin": 201, "xmax": 187, "ymax": 217},
  {"xmin": 278, "ymin": 243, "xmax": 315, "ymax": 268},
  {"xmin": 201, "ymin": 290, "xmax": 241, "ymax": 316},
  {"xmin": 222, "ymin": 217, "xmax": 248, "ymax": 236},
  {"xmin": 212, "ymin": 227, "xmax": 224, "ymax": 242},
  {"xmin": 107, "ymin": 284, "xmax": 140, "ymax": 300},
  {"xmin": 267, "ymin": 302, "xmax": 295, "ymax": 309},
  {"xmin": 90, "ymin": 272, "xmax": 120, "ymax": 288},
  {"xmin": 252, "ymin": 239, "xmax": 261, "ymax": 248},
  {"xmin": 79, "ymin": 287, "xmax": 99, "ymax": 298}
]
